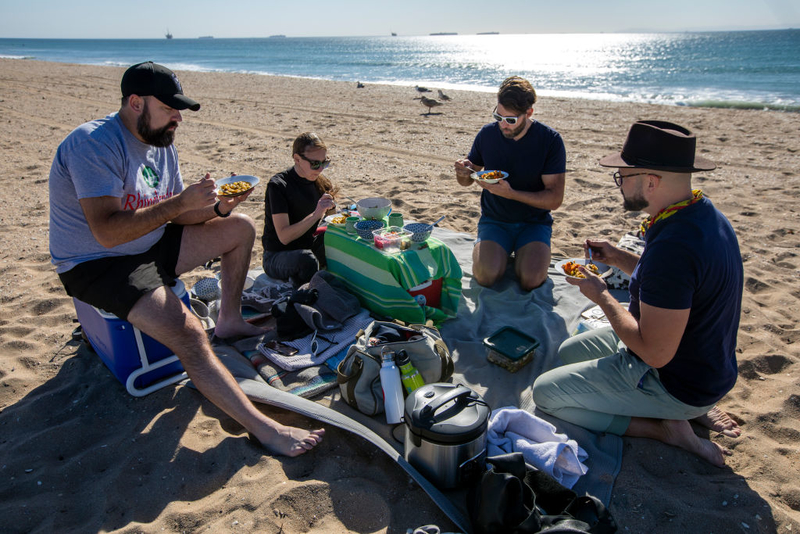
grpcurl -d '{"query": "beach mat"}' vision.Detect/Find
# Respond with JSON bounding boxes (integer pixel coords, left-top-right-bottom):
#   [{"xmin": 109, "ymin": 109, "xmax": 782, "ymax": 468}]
[
  {"xmin": 433, "ymin": 228, "xmax": 624, "ymax": 506},
  {"xmin": 223, "ymin": 226, "xmax": 623, "ymax": 525}
]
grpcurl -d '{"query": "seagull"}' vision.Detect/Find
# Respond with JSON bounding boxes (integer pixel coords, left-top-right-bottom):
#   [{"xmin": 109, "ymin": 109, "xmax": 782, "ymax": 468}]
[
  {"xmin": 437, "ymin": 89, "xmax": 452, "ymax": 101},
  {"xmin": 420, "ymin": 96, "xmax": 444, "ymax": 115},
  {"xmin": 415, "ymin": 85, "xmax": 432, "ymax": 93}
]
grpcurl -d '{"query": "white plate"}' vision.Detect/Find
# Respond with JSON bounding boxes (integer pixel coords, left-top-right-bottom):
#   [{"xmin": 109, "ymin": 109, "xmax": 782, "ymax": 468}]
[
  {"xmin": 215, "ymin": 175, "xmax": 260, "ymax": 197},
  {"xmin": 324, "ymin": 214, "xmax": 349, "ymax": 226},
  {"xmin": 470, "ymin": 170, "xmax": 509, "ymax": 184},
  {"xmin": 554, "ymin": 258, "xmax": 612, "ymax": 279}
]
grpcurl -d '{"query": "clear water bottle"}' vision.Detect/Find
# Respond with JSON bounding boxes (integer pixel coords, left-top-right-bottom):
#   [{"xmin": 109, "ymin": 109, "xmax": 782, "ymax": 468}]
[{"xmin": 380, "ymin": 349, "xmax": 405, "ymax": 425}]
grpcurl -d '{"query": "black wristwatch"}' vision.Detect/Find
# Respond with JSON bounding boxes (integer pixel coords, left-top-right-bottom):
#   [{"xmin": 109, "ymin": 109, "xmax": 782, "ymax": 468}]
[{"xmin": 214, "ymin": 201, "xmax": 230, "ymax": 218}]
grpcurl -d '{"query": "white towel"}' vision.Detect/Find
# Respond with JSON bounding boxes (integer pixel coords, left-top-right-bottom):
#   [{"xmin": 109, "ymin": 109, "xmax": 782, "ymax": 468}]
[
  {"xmin": 257, "ymin": 309, "xmax": 372, "ymax": 371},
  {"xmin": 486, "ymin": 407, "xmax": 588, "ymax": 489}
]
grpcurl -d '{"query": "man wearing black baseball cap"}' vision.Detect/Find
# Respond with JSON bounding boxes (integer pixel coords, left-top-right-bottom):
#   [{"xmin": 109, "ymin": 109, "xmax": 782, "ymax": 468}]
[
  {"xmin": 121, "ymin": 61, "xmax": 201, "ymax": 112},
  {"xmin": 49, "ymin": 62, "xmax": 324, "ymax": 456},
  {"xmin": 533, "ymin": 120, "xmax": 743, "ymax": 466}
]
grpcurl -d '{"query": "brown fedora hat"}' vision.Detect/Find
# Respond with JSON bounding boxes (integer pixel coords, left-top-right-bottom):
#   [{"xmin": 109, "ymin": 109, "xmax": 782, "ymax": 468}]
[{"xmin": 599, "ymin": 120, "xmax": 715, "ymax": 172}]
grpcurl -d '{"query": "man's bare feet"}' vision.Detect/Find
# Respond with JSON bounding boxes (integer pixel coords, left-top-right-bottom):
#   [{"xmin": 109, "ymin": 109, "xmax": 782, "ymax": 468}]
[
  {"xmin": 693, "ymin": 406, "xmax": 742, "ymax": 438},
  {"xmin": 251, "ymin": 426, "xmax": 325, "ymax": 457},
  {"xmin": 626, "ymin": 417, "xmax": 731, "ymax": 467},
  {"xmin": 214, "ymin": 317, "xmax": 269, "ymax": 340}
]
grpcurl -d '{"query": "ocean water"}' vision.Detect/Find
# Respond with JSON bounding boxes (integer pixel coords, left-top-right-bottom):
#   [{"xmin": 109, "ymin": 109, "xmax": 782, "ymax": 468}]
[{"xmin": 1, "ymin": 30, "xmax": 798, "ymax": 111}]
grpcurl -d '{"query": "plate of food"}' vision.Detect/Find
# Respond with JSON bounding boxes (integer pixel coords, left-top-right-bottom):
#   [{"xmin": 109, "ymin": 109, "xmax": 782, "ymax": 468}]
[
  {"xmin": 215, "ymin": 175, "xmax": 260, "ymax": 197},
  {"xmin": 555, "ymin": 258, "xmax": 612, "ymax": 279},
  {"xmin": 324, "ymin": 213, "xmax": 348, "ymax": 226},
  {"xmin": 471, "ymin": 170, "xmax": 509, "ymax": 184}
]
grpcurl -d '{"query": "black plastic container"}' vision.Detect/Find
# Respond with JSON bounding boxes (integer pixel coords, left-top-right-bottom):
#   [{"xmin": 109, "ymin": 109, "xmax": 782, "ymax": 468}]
[{"xmin": 483, "ymin": 326, "xmax": 540, "ymax": 373}]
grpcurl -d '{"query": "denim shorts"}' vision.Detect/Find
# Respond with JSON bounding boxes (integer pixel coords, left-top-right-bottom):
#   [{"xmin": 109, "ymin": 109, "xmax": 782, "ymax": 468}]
[
  {"xmin": 476, "ymin": 216, "xmax": 552, "ymax": 254},
  {"xmin": 58, "ymin": 224, "xmax": 184, "ymax": 321}
]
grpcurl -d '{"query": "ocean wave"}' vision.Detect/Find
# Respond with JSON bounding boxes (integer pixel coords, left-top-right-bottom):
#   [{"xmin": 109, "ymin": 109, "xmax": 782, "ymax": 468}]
[
  {"xmin": 0, "ymin": 54, "xmax": 35, "ymax": 60},
  {"xmin": 683, "ymin": 100, "xmax": 800, "ymax": 113}
]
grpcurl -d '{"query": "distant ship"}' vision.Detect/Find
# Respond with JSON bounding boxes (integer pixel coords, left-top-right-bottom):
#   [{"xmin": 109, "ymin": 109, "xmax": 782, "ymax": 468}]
[
  {"xmin": 269, "ymin": 34, "xmax": 287, "ymax": 39},
  {"xmin": 430, "ymin": 32, "xmax": 457, "ymax": 36},
  {"xmin": 477, "ymin": 32, "xmax": 499, "ymax": 35},
  {"xmin": 165, "ymin": 29, "xmax": 173, "ymax": 39},
  {"xmin": 391, "ymin": 32, "xmax": 397, "ymax": 36},
  {"xmin": 198, "ymin": 35, "xmax": 213, "ymax": 39}
]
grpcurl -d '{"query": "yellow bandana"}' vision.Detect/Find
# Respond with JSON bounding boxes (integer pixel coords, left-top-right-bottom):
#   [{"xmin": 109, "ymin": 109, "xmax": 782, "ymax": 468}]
[{"xmin": 640, "ymin": 189, "xmax": 704, "ymax": 236}]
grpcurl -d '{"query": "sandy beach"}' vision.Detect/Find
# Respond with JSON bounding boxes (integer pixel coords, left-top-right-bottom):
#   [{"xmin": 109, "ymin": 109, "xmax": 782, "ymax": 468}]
[{"xmin": 1, "ymin": 58, "xmax": 799, "ymax": 533}]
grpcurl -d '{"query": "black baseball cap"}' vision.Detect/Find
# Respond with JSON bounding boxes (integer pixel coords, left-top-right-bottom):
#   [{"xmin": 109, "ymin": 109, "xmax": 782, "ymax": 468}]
[{"xmin": 121, "ymin": 61, "xmax": 200, "ymax": 111}]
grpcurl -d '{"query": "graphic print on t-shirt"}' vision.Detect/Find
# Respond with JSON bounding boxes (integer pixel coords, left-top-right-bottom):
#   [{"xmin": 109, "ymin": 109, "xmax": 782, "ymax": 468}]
[{"xmin": 141, "ymin": 165, "xmax": 160, "ymax": 189}]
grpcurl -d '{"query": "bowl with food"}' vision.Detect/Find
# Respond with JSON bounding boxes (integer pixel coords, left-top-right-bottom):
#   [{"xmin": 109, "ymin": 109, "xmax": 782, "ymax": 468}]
[
  {"xmin": 216, "ymin": 175, "xmax": 260, "ymax": 197},
  {"xmin": 357, "ymin": 197, "xmax": 392, "ymax": 220},
  {"xmin": 372, "ymin": 226, "xmax": 410, "ymax": 251},
  {"xmin": 470, "ymin": 170, "xmax": 509, "ymax": 184},
  {"xmin": 355, "ymin": 219, "xmax": 385, "ymax": 241}
]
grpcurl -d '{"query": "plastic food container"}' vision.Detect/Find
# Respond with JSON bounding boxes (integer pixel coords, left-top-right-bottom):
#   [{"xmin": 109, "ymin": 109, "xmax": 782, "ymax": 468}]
[
  {"xmin": 372, "ymin": 226, "xmax": 409, "ymax": 251},
  {"xmin": 483, "ymin": 326, "xmax": 540, "ymax": 373}
]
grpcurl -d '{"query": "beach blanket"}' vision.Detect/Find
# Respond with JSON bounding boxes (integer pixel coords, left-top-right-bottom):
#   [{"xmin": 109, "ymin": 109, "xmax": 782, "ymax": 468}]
[
  {"xmin": 432, "ymin": 228, "xmax": 624, "ymax": 507},
  {"xmin": 223, "ymin": 226, "xmax": 623, "ymax": 518}
]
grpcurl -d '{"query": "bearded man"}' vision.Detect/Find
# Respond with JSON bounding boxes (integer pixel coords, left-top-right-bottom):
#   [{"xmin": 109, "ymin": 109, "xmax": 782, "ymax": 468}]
[
  {"xmin": 532, "ymin": 120, "xmax": 743, "ymax": 466},
  {"xmin": 49, "ymin": 62, "xmax": 323, "ymax": 456}
]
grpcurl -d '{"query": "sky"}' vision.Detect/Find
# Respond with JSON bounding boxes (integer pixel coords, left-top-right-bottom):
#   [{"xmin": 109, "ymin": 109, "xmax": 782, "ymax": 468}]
[{"xmin": 1, "ymin": 0, "xmax": 799, "ymax": 39}]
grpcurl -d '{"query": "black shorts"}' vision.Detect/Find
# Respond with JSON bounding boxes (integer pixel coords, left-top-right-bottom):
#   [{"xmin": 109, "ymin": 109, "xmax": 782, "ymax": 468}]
[{"xmin": 59, "ymin": 224, "xmax": 184, "ymax": 321}]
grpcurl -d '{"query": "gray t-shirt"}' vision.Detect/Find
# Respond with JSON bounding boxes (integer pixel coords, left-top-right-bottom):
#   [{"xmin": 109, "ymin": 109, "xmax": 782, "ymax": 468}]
[{"xmin": 49, "ymin": 113, "xmax": 184, "ymax": 273}]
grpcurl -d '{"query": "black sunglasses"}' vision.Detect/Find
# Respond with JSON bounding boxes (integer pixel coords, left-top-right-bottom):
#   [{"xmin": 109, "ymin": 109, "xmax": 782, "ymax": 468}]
[{"xmin": 299, "ymin": 154, "xmax": 331, "ymax": 170}]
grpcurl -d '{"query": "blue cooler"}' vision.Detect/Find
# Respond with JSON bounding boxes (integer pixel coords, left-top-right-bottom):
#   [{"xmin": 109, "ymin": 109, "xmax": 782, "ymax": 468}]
[{"xmin": 73, "ymin": 280, "xmax": 190, "ymax": 397}]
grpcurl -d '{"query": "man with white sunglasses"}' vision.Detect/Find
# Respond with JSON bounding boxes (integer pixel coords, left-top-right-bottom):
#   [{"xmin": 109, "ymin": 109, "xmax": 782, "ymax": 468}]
[{"xmin": 455, "ymin": 76, "xmax": 566, "ymax": 291}]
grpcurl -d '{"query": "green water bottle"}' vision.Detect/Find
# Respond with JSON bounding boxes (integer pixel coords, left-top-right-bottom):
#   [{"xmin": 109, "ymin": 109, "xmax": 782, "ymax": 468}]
[{"xmin": 397, "ymin": 350, "xmax": 425, "ymax": 394}]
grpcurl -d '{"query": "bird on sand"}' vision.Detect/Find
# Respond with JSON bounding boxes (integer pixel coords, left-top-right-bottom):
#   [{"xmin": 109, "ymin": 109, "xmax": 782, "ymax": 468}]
[
  {"xmin": 415, "ymin": 85, "xmax": 432, "ymax": 93},
  {"xmin": 437, "ymin": 89, "xmax": 452, "ymax": 101},
  {"xmin": 420, "ymin": 96, "xmax": 444, "ymax": 115},
  {"xmin": 356, "ymin": 81, "xmax": 365, "ymax": 88}
]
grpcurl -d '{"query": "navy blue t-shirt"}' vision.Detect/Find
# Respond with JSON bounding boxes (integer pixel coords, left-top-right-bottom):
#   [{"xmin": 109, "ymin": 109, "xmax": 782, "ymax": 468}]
[
  {"xmin": 467, "ymin": 120, "xmax": 566, "ymax": 224},
  {"xmin": 628, "ymin": 197, "xmax": 743, "ymax": 406},
  {"xmin": 262, "ymin": 167, "xmax": 321, "ymax": 252}
]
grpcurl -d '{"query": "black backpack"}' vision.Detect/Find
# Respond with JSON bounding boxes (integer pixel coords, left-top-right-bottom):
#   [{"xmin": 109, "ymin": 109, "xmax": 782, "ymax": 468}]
[{"xmin": 467, "ymin": 453, "xmax": 617, "ymax": 534}]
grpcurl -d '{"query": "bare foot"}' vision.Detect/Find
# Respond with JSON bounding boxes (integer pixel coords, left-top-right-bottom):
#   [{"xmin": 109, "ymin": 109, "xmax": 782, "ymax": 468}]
[
  {"xmin": 214, "ymin": 318, "xmax": 270, "ymax": 340},
  {"xmin": 659, "ymin": 419, "xmax": 731, "ymax": 467},
  {"xmin": 251, "ymin": 426, "xmax": 325, "ymax": 457},
  {"xmin": 626, "ymin": 417, "xmax": 731, "ymax": 467},
  {"xmin": 693, "ymin": 406, "xmax": 742, "ymax": 438}
]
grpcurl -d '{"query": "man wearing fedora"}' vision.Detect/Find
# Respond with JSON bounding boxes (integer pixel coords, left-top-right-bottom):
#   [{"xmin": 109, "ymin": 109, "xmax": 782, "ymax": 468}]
[
  {"xmin": 532, "ymin": 120, "xmax": 743, "ymax": 466},
  {"xmin": 49, "ymin": 61, "xmax": 324, "ymax": 456}
]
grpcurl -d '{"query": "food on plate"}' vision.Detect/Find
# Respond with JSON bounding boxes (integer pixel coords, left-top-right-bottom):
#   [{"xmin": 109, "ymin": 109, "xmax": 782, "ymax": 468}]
[
  {"xmin": 329, "ymin": 215, "xmax": 347, "ymax": 224},
  {"xmin": 562, "ymin": 260, "xmax": 599, "ymax": 278},
  {"xmin": 477, "ymin": 170, "xmax": 505, "ymax": 181},
  {"xmin": 218, "ymin": 180, "xmax": 252, "ymax": 196}
]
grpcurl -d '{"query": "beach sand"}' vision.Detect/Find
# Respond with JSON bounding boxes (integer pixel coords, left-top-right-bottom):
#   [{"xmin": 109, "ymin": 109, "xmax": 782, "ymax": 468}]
[{"xmin": 0, "ymin": 58, "xmax": 798, "ymax": 533}]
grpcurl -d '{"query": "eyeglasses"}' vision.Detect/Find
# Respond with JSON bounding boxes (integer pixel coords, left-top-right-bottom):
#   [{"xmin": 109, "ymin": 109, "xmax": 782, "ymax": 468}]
[
  {"xmin": 612, "ymin": 171, "xmax": 657, "ymax": 187},
  {"xmin": 299, "ymin": 154, "xmax": 331, "ymax": 170},
  {"xmin": 492, "ymin": 106, "xmax": 523, "ymax": 125}
]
